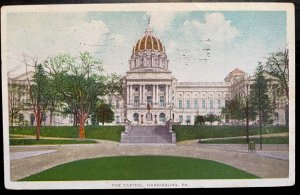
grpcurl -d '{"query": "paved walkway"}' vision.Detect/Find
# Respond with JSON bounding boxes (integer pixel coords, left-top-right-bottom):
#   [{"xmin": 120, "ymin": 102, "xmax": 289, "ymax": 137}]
[
  {"xmin": 200, "ymin": 132, "xmax": 288, "ymax": 141},
  {"xmin": 9, "ymin": 140, "xmax": 289, "ymax": 181}
]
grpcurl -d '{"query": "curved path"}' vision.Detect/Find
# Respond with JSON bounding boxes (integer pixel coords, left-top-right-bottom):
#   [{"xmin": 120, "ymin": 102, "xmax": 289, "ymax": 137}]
[{"xmin": 9, "ymin": 140, "xmax": 289, "ymax": 181}]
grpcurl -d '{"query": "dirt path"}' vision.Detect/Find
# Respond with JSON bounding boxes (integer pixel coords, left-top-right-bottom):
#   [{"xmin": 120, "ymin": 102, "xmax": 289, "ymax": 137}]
[{"xmin": 9, "ymin": 141, "xmax": 289, "ymax": 181}]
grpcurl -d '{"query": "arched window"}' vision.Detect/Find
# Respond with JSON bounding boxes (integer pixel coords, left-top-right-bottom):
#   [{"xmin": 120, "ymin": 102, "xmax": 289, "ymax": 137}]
[
  {"xmin": 133, "ymin": 113, "xmax": 139, "ymax": 122},
  {"xmin": 159, "ymin": 113, "xmax": 165, "ymax": 122}
]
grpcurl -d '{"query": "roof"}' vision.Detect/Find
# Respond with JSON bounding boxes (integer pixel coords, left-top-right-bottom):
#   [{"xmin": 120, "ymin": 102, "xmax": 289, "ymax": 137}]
[{"xmin": 133, "ymin": 19, "xmax": 165, "ymax": 53}]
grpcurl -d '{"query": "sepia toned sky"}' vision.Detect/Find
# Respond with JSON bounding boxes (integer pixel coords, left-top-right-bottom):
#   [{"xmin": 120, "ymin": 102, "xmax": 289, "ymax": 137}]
[{"xmin": 5, "ymin": 11, "xmax": 286, "ymax": 81}]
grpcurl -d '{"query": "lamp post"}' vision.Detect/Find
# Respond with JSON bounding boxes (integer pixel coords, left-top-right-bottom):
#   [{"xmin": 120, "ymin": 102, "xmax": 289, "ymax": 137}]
[{"xmin": 245, "ymin": 81, "xmax": 250, "ymax": 144}]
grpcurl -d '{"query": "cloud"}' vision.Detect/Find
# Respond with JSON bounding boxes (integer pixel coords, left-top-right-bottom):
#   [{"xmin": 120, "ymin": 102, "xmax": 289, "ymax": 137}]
[
  {"xmin": 109, "ymin": 33, "xmax": 126, "ymax": 47},
  {"xmin": 183, "ymin": 13, "xmax": 240, "ymax": 43},
  {"xmin": 55, "ymin": 20, "xmax": 110, "ymax": 54},
  {"xmin": 145, "ymin": 11, "xmax": 177, "ymax": 34}
]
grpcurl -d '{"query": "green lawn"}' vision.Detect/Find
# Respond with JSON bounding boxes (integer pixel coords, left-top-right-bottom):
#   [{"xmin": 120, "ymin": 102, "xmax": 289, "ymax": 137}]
[
  {"xmin": 9, "ymin": 125, "xmax": 124, "ymax": 142},
  {"xmin": 10, "ymin": 139, "xmax": 97, "ymax": 145},
  {"xmin": 201, "ymin": 136, "xmax": 289, "ymax": 144},
  {"xmin": 173, "ymin": 125, "xmax": 288, "ymax": 142},
  {"xmin": 20, "ymin": 156, "xmax": 258, "ymax": 181}
]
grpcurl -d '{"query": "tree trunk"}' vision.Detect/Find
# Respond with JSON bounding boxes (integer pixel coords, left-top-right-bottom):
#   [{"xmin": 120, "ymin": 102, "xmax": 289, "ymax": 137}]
[
  {"xmin": 246, "ymin": 98, "xmax": 249, "ymax": 144},
  {"xmin": 35, "ymin": 108, "xmax": 41, "ymax": 141},
  {"xmin": 259, "ymin": 113, "xmax": 262, "ymax": 150},
  {"xmin": 50, "ymin": 110, "xmax": 53, "ymax": 126},
  {"xmin": 11, "ymin": 112, "xmax": 14, "ymax": 126},
  {"xmin": 79, "ymin": 114, "xmax": 86, "ymax": 139}
]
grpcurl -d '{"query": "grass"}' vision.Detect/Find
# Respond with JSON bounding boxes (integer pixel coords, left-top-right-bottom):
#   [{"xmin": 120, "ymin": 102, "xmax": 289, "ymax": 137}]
[
  {"xmin": 9, "ymin": 125, "xmax": 289, "ymax": 142},
  {"xmin": 20, "ymin": 156, "xmax": 258, "ymax": 181},
  {"xmin": 10, "ymin": 139, "xmax": 97, "ymax": 145},
  {"xmin": 9, "ymin": 125, "xmax": 124, "ymax": 142},
  {"xmin": 173, "ymin": 125, "xmax": 288, "ymax": 142},
  {"xmin": 201, "ymin": 136, "xmax": 289, "ymax": 144}
]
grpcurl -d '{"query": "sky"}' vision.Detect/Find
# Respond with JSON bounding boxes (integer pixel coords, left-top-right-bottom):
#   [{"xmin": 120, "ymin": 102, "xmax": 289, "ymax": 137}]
[{"xmin": 5, "ymin": 11, "xmax": 287, "ymax": 82}]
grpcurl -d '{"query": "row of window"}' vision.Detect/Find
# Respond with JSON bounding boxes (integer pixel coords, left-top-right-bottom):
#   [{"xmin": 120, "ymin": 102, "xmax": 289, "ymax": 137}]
[
  {"xmin": 133, "ymin": 113, "xmax": 166, "ymax": 122},
  {"xmin": 133, "ymin": 96, "xmax": 165, "ymax": 107},
  {"xmin": 133, "ymin": 86, "xmax": 166, "ymax": 92},
  {"xmin": 178, "ymin": 99, "xmax": 222, "ymax": 109}
]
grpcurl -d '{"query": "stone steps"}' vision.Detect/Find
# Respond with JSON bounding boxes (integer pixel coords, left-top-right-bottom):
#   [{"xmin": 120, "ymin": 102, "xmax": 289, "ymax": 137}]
[{"xmin": 120, "ymin": 125, "xmax": 176, "ymax": 144}]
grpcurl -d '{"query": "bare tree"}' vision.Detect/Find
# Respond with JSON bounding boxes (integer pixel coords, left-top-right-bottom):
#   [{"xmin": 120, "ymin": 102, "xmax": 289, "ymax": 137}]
[{"xmin": 264, "ymin": 49, "xmax": 289, "ymax": 100}]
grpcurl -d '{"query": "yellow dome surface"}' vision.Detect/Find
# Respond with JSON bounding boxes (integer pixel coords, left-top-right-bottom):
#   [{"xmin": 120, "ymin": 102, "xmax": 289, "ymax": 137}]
[{"xmin": 134, "ymin": 34, "xmax": 165, "ymax": 53}]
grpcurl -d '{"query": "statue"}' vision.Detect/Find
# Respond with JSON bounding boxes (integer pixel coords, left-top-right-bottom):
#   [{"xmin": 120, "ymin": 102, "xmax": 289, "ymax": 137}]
[
  {"xmin": 146, "ymin": 103, "xmax": 152, "ymax": 121},
  {"xmin": 147, "ymin": 103, "xmax": 151, "ymax": 111}
]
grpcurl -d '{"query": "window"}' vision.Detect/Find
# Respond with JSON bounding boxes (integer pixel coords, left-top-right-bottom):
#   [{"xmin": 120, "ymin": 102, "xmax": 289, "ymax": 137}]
[
  {"xmin": 179, "ymin": 100, "xmax": 183, "ymax": 109},
  {"xmin": 160, "ymin": 96, "xmax": 164, "ymax": 107},
  {"xmin": 202, "ymin": 100, "xmax": 206, "ymax": 109},
  {"xmin": 179, "ymin": 115, "xmax": 183, "ymax": 123},
  {"xmin": 186, "ymin": 100, "xmax": 190, "ymax": 109},
  {"xmin": 186, "ymin": 115, "xmax": 191, "ymax": 124},
  {"xmin": 115, "ymin": 116, "xmax": 120, "ymax": 123},
  {"xmin": 133, "ymin": 113, "xmax": 139, "ymax": 122},
  {"xmin": 159, "ymin": 113, "xmax": 165, "ymax": 122},
  {"xmin": 194, "ymin": 100, "xmax": 198, "ymax": 109},
  {"xmin": 210, "ymin": 100, "xmax": 213, "ymax": 109},
  {"xmin": 134, "ymin": 96, "xmax": 139, "ymax": 107},
  {"xmin": 159, "ymin": 86, "xmax": 164, "ymax": 91},
  {"xmin": 217, "ymin": 100, "xmax": 221, "ymax": 108},
  {"xmin": 135, "ymin": 87, "xmax": 139, "ymax": 92},
  {"xmin": 172, "ymin": 96, "xmax": 174, "ymax": 100}
]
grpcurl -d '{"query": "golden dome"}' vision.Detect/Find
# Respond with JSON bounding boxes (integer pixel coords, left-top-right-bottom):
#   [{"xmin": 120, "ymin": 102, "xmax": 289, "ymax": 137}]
[{"xmin": 134, "ymin": 34, "xmax": 165, "ymax": 53}]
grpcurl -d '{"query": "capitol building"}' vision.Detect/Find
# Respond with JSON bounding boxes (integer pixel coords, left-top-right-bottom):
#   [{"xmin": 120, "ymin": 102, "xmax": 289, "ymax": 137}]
[
  {"xmin": 110, "ymin": 22, "xmax": 286, "ymax": 126},
  {"xmin": 8, "ymin": 21, "xmax": 287, "ymax": 127}
]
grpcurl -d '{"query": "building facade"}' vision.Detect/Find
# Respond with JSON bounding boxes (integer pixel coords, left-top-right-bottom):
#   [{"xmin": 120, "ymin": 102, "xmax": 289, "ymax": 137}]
[{"xmin": 8, "ymin": 22, "xmax": 287, "ymax": 126}]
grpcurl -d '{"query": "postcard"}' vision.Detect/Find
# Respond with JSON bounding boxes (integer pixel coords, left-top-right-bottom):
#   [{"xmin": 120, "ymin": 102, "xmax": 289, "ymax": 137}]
[{"xmin": 1, "ymin": 2, "xmax": 295, "ymax": 189}]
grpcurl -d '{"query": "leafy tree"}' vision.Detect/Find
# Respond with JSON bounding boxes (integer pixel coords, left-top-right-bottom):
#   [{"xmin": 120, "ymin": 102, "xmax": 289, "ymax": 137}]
[
  {"xmin": 44, "ymin": 52, "xmax": 122, "ymax": 138},
  {"xmin": 250, "ymin": 63, "xmax": 274, "ymax": 149},
  {"xmin": 26, "ymin": 63, "xmax": 50, "ymax": 140},
  {"xmin": 194, "ymin": 115, "xmax": 205, "ymax": 125},
  {"xmin": 96, "ymin": 101, "xmax": 114, "ymax": 125},
  {"xmin": 221, "ymin": 96, "xmax": 243, "ymax": 124},
  {"xmin": 205, "ymin": 113, "xmax": 219, "ymax": 125}
]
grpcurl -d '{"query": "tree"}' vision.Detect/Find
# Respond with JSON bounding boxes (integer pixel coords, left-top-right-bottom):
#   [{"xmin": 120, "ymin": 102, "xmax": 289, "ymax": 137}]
[
  {"xmin": 264, "ymin": 49, "xmax": 289, "ymax": 126},
  {"xmin": 251, "ymin": 63, "xmax": 274, "ymax": 150},
  {"xmin": 264, "ymin": 49, "xmax": 289, "ymax": 100},
  {"xmin": 205, "ymin": 113, "xmax": 219, "ymax": 125},
  {"xmin": 96, "ymin": 101, "xmax": 114, "ymax": 125},
  {"xmin": 44, "ymin": 52, "xmax": 122, "ymax": 138},
  {"xmin": 26, "ymin": 62, "xmax": 50, "ymax": 140},
  {"xmin": 194, "ymin": 115, "xmax": 205, "ymax": 125},
  {"xmin": 221, "ymin": 96, "xmax": 244, "ymax": 124},
  {"xmin": 8, "ymin": 81, "xmax": 25, "ymax": 126}
]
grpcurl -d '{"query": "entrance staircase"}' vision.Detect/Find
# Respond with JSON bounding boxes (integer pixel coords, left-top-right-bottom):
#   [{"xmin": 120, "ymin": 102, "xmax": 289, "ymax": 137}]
[{"xmin": 120, "ymin": 125, "xmax": 176, "ymax": 145}]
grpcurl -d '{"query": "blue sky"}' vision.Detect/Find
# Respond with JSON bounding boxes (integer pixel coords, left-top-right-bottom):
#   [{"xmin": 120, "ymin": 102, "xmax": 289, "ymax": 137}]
[{"xmin": 6, "ymin": 11, "xmax": 286, "ymax": 81}]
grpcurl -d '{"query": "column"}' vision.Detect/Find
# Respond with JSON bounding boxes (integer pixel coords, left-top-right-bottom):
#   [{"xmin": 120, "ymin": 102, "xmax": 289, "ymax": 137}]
[
  {"xmin": 139, "ymin": 85, "xmax": 142, "ymax": 105},
  {"xmin": 141, "ymin": 84, "xmax": 144, "ymax": 104},
  {"xmin": 128, "ymin": 85, "xmax": 132, "ymax": 104},
  {"xmin": 152, "ymin": 84, "xmax": 155, "ymax": 106},
  {"xmin": 156, "ymin": 85, "xmax": 159, "ymax": 105},
  {"xmin": 127, "ymin": 85, "xmax": 129, "ymax": 104},
  {"xmin": 165, "ymin": 85, "xmax": 168, "ymax": 106},
  {"xmin": 143, "ymin": 84, "xmax": 146, "ymax": 104}
]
